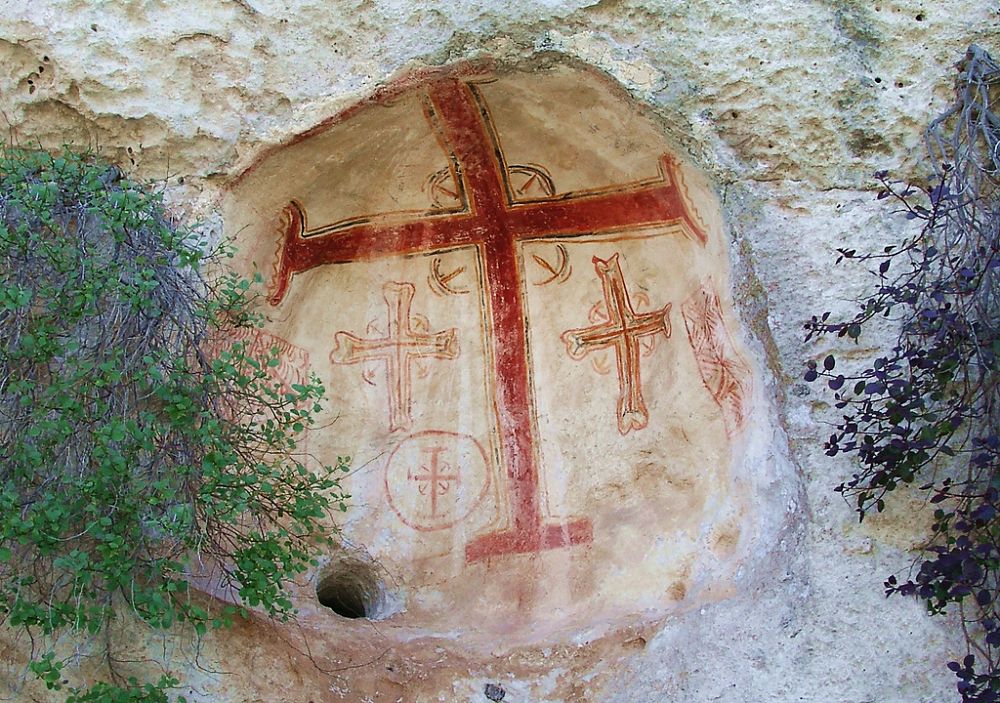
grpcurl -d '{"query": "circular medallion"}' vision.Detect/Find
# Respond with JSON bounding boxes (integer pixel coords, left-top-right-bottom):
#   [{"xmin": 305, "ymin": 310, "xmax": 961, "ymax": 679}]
[{"xmin": 384, "ymin": 430, "xmax": 490, "ymax": 531}]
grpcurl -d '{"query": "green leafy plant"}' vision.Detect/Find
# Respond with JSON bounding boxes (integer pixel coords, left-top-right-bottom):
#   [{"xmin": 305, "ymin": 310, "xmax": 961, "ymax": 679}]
[
  {"xmin": 0, "ymin": 147, "xmax": 348, "ymax": 700},
  {"xmin": 805, "ymin": 45, "xmax": 999, "ymax": 701}
]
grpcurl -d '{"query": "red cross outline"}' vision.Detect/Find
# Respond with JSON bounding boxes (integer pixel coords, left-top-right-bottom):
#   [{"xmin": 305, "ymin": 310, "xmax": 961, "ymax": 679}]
[
  {"xmin": 408, "ymin": 445, "xmax": 459, "ymax": 519},
  {"xmin": 266, "ymin": 75, "xmax": 706, "ymax": 562},
  {"xmin": 331, "ymin": 281, "xmax": 458, "ymax": 433},
  {"xmin": 562, "ymin": 254, "xmax": 671, "ymax": 435}
]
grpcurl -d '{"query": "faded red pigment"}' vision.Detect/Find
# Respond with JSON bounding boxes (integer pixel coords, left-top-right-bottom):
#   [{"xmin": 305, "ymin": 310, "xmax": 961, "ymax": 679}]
[
  {"xmin": 266, "ymin": 76, "xmax": 706, "ymax": 562},
  {"xmin": 562, "ymin": 253, "xmax": 672, "ymax": 436},
  {"xmin": 331, "ymin": 281, "xmax": 459, "ymax": 434}
]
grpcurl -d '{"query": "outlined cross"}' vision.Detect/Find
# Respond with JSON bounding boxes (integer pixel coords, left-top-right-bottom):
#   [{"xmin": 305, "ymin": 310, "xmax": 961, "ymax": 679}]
[
  {"xmin": 266, "ymin": 74, "xmax": 706, "ymax": 562},
  {"xmin": 562, "ymin": 254, "xmax": 671, "ymax": 435},
  {"xmin": 331, "ymin": 281, "xmax": 458, "ymax": 433}
]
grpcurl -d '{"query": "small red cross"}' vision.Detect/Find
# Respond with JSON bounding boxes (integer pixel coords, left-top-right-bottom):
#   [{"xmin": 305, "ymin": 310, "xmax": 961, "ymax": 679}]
[
  {"xmin": 267, "ymin": 74, "xmax": 706, "ymax": 562},
  {"xmin": 408, "ymin": 445, "xmax": 460, "ymax": 519},
  {"xmin": 562, "ymin": 254, "xmax": 671, "ymax": 435},
  {"xmin": 331, "ymin": 281, "xmax": 458, "ymax": 433}
]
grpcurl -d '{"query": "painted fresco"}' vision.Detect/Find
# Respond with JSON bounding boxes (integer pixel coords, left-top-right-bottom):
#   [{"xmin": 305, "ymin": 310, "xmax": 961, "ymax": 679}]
[{"xmin": 223, "ymin": 61, "xmax": 755, "ymax": 639}]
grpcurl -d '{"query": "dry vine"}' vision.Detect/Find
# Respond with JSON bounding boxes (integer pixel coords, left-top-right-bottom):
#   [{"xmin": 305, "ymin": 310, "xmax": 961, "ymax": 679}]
[
  {"xmin": 0, "ymin": 148, "xmax": 347, "ymax": 702},
  {"xmin": 805, "ymin": 45, "xmax": 1000, "ymax": 702}
]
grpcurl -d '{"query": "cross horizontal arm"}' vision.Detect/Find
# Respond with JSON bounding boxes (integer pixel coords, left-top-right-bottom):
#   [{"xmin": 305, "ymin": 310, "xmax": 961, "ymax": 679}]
[
  {"xmin": 268, "ymin": 201, "xmax": 485, "ymax": 304},
  {"xmin": 506, "ymin": 157, "xmax": 708, "ymax": 245}
]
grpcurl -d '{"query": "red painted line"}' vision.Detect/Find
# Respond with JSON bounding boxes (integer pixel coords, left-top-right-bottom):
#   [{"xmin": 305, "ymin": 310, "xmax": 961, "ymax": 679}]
[
  {"xmin": 227, "ymin": 59, "xmax": 497, "ymax": 191},
  {"xmin": 267, "ymin": 75, "xmax": 708, "ymax": 561},
  {"xmin": 428, "ymin": 79, "xmax": 551, "ymax": 556},
  {"xmin": 506, "ymin": 181, "xmax": 698, "ymax": 240}
]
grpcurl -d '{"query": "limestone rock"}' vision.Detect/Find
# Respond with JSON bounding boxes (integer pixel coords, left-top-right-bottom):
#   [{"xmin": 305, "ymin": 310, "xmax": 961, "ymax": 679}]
[{"xmin": 0, "ymin": 1, "xmax": 992, "ymax": 701}]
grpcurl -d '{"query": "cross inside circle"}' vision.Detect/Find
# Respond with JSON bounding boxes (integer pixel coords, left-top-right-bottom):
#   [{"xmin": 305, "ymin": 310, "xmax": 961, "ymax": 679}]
[
  {"xmin": 267, "ymin": 73, "xmax": 707, "ymax": 561},
  {"xmin": 385, "ymin": 431, "xmax": 489, "ymax": 532},
  {"xmin": 408, "ymin": 445, "xmax": 459, "ymax": 519}
]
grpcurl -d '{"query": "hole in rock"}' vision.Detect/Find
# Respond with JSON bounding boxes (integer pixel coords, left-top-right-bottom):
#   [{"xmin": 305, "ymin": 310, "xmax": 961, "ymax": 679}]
[
  {"xmin": 223, "ymin": 58, "xmax": 768, "ymax": 642},
  {"xmin": 315, "ymin": 558, "xmax": 383, "ymax": 619}
]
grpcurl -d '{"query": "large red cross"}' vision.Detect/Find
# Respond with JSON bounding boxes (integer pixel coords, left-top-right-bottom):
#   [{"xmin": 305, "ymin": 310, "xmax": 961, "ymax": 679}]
[{"xmin": 266, "ymin": 76, "xmax": 706, "ymax": 562}]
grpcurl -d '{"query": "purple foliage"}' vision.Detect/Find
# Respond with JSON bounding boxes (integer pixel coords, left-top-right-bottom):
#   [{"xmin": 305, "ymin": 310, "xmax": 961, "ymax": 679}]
[{"xmin": 804, "ymin": 45, "xmax": 1000, "ymax": 703}]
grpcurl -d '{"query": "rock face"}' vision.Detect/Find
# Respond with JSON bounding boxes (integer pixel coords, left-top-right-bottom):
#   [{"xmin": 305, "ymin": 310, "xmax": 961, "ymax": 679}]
[
  {"xmin": 1, "ymin": 2, "xmax": 995, "ymax": 701},
  {"xmin": 224, "ymin": 60, "xmax": 779, "ymax": 651}
]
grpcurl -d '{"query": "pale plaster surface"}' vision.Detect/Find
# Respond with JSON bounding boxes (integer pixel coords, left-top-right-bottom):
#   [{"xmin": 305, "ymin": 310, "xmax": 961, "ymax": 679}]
[
  {"xmin": 0, "ymin": 1, "xmax": 996, "ymax": 701},
  {"xmin": 222, "ymin": 60, "xmax": 772, "ymax": 652}
]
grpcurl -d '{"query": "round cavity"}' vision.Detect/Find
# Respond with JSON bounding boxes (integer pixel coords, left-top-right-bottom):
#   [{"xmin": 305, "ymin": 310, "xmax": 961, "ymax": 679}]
[{"xmin": 315, "ymin": 556, "xmax": 383, "ymax": 620}]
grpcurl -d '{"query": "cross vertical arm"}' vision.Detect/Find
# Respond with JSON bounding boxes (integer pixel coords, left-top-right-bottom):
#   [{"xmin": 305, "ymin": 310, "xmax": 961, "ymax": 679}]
[{"xmin": 424, "ymin": 78, "xmax": 596, "ymax": 560}]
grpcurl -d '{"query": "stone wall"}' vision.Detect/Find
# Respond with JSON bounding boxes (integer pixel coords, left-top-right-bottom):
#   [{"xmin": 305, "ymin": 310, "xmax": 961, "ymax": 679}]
[{"xmin": 1, "ymin": 1, "xmax": 997, "ymax": 701}]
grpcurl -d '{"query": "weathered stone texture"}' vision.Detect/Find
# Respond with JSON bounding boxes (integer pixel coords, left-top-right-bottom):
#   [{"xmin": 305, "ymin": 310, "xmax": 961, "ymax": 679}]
[
  {"xmin": 0, "ymin": 1, "xmax": 995, "ymax": 701},
  {"xmin": 2, "ymin": 1, "xmax": 995, "ymax": 191}
]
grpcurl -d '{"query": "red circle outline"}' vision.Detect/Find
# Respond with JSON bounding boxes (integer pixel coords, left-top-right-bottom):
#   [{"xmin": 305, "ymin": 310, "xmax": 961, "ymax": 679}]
[{"xmin": 384, "ymin": 430, "xmax": 491, "ymax": 531}]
